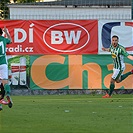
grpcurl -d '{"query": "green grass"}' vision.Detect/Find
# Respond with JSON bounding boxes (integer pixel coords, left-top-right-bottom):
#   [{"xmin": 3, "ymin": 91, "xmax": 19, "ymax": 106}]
[{"xmin": 0, "ymin": 94, "xmax": 133, "ymax": 133}]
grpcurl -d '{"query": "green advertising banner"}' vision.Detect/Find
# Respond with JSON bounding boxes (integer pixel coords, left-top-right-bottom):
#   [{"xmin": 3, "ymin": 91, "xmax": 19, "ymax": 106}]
[{"xmin": 30, "ymin": 55, "xmax": 133, "ymax": 90}]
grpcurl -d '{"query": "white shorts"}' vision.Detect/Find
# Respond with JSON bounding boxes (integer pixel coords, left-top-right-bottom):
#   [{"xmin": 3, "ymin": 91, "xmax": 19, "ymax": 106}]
[
  {"xmin": 112, "ymin": 68, "xmax": 125, "ymax": 80},
  {"xmin": 0, "ymin": 64, "xmax": 8, "ymax": 80}
]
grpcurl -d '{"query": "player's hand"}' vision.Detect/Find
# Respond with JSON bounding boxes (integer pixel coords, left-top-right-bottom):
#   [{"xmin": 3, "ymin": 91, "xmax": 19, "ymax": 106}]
[
  {"xmin": 102, "ymin": 47, "xmax": 110, "ymax": 52},
  {"xmin": 102, "ymin": 47, "xmax": 106, "ymax": 51},
  {"xmin": 2, "ymin": 26, "xmax": 12, "ymax": 43},
  {"xmin": 3, "ymin": 26, "xmax": 8, "ymax": 34}
]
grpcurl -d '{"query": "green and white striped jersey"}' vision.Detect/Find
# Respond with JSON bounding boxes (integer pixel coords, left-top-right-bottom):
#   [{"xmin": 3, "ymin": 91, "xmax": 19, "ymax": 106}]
[
  {"xmin": 109, "ymin": 44, "xmax": 129, "ymax": 70},
  {"xmin": 0, "ymin": 36, "xmax": 11, "ymax": 65}
]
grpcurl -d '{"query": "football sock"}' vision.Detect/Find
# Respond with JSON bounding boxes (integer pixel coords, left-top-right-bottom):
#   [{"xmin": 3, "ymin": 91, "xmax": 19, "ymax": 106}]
[
  {"xmin": 0, "ymin": 86, "xmax": 2, "ymax": 100},
  {"xmin": 0, "ymin": 83, "xmax": 5, "ymax": 99},
  {"xmin": 121, "ymin": 72, "xmax": 132, "ymax": 82},
  {"xmin": 109, "ymin": 83, "xmax": 115, "ymax": 96},
  {"xmin": 0, "ymin": 104, "xmax": 2, "ymax": 109},
  {"xmin": 4, "ymin": 84, "xmax": 11, "ymax": 96}
]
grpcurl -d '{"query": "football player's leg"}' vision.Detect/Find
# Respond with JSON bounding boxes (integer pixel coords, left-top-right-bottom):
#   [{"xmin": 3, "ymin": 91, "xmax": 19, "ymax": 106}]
[
  {"xmin": 0, "ymin": 104, "xmax": 2, "ymax": 111},
  {"xmin": 0, "ymin": 83, "xmax": 8, "ymax": 105},
  {"xmin": 2, "ymin": 65, "xmax": 13, "ymax": 108},
  {"xmin": 119, "ymin": 67, "xmax": 132, "ymax": 82},
  {"xmin": 0, "ymin": 84, "xmax": 3, "ymax": 109},
  {"xmin": 4, "ymin": 82, "xmax": 11, "ymax": 97},
  {"xmin": 1, "ymin": 65, "xmax": 10, "ymax": 96},
  {"xmin": 0, "ymin": 83, "xmax": 5, "ymax": 99},
  {"xmin": 0, "ymin": 68, "xmax": 8, "ymax": 106},
  {"xmin": 108, "ymin": 69, "xmax": 121, "ymax": 96},
  {"xmin": 109, "ymin": 79, "xmax": 115, "ymax": 96},
  {"xmin": 102, "ymin": 78, "xmax": 115, "ymax": 98},
  {"xmin": 3, "ymin": 82, "xmax": 13, "ymax": 108},
  {"xmin": 0, "ymin": 83, "xmax": 3, "ymax": 100},
  {"xmin": 0, "ymin": 82, "xmax": 9, "ymax": 105},
  {"xmin": 121, "ymin": 71, "xmax": 132, "ymax": 82}
]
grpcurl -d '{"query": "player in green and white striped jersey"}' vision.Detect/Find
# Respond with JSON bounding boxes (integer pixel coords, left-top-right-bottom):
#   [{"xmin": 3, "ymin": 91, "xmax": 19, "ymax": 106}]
[
  {"xmin": 102, "ymin": 35, "xmax": 133, "ymax": 98},
  {"xmin": 0, "ymin": 27, "xmax": 13, "ymax": 111}
]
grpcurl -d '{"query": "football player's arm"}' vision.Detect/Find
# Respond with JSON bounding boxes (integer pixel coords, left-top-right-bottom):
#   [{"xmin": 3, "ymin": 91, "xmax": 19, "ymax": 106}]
[
  {"xmin": 127, "ymin": 55, "xmax": 133, "ymax": 60},
  {"xmin": 3, "ymin": 26, "xmax": 12, "ymax": 43},
  {"xmin": 102, "ymin": 47, "xmax": 110, "ymax": 52}
]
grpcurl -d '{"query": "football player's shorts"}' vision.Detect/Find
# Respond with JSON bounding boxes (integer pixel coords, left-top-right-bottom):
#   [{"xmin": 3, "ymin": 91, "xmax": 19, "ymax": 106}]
[
  {"xmin": 112, "ymin": 67, "xmax": 125, "ymax": 80},
  {"xmin": 0, "ymin": 64, "xmax": 8, "ymax": 80}
]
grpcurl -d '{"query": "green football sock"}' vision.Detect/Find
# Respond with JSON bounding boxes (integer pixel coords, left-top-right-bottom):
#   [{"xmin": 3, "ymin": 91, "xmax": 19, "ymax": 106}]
[
  {"xmin": 0, "ymin": 104, "xmax": 2, "ymax": 108},
  {"xmin": 4, "ymin": 84, "xmax": 11, "ymax": 96},
  {"xmin": 121, "ymin": 72, "xmax": 132, "ymax": 81},
  {"xmin": 109, "ymin": 83, "xmax": 115, "ymax": 96},
  {"xmin": 0, "ymin": 83, "xmax": 5, "ymax": 99}
]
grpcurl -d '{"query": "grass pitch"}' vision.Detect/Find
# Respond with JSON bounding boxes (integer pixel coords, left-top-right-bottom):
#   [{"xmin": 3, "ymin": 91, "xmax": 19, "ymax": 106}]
[{"xmin": 0, "ymin": 94, "xmax": 133, "ymax": 133}]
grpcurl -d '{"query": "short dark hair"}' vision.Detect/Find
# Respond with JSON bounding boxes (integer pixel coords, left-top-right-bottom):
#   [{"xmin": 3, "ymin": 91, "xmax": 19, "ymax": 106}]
[
  {"xmin": 0, "ymin": 28, "xmax": 3, "ymax": 35},
  {"xmin": 112, "ymin": 35, "xmax": 119, "ymax": 40}
]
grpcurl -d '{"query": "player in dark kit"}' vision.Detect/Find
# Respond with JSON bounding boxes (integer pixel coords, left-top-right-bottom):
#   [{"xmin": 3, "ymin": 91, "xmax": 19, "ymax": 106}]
[{"xmin": 0, "ymin": 27, "xmax": 13, "ymax": 111}]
